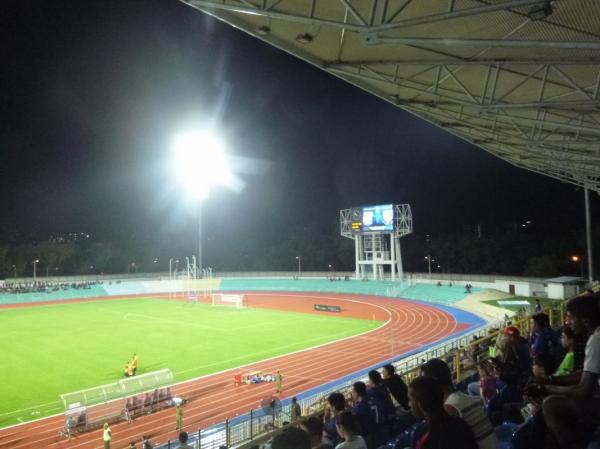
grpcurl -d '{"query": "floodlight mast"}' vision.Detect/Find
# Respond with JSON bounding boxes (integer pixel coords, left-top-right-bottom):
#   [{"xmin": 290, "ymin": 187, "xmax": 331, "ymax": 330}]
[{"xmin": 172, "ymin": 131, "xmax": 233, "ymax": 277}]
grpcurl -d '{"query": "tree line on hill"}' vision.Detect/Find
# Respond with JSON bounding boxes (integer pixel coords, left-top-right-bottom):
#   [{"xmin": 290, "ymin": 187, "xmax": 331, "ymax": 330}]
[{"xmin": 0, "ymin": 224, "xmax": 595, "ymax": 279}]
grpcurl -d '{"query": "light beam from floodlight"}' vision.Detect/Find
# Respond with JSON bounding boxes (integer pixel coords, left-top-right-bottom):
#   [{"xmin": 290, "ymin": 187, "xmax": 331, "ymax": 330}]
[{"xmin": 172, "ymin": 131, "xmax": 233, "ymax": 274}]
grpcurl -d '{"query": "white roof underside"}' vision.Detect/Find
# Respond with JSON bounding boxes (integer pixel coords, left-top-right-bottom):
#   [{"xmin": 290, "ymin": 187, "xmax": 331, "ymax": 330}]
[{"xmin": 179, "ymin": 0, "xmax": 600, "ymax": 192}]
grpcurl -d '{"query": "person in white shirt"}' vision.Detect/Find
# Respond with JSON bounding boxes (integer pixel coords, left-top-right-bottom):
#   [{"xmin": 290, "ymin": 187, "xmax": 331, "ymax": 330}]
[
  {"xmin": 102, "ymin": 423, "xmax": 111, "ymax": 449},
  {"xmin": 335, "ymin": 411, "xmax": 367, "ymax": 449}
]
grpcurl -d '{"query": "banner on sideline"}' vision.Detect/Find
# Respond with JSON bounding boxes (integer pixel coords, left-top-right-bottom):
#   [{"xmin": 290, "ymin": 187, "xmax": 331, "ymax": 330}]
[{"xmin": 314, "ymin": 304, "xmax": 341, "ymax": 313}]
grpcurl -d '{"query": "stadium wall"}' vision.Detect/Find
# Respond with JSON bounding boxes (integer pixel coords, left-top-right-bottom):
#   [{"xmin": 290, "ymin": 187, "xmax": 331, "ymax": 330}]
[{"xmin": 0, "ymin": 273, "xmax": 578, "ymax": 306}]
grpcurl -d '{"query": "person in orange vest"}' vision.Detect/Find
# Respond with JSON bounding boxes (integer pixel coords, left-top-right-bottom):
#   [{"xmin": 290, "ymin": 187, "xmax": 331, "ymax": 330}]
[{"xmin": 132, "ymin": 353, "xmax": 138, "ymax": 375}]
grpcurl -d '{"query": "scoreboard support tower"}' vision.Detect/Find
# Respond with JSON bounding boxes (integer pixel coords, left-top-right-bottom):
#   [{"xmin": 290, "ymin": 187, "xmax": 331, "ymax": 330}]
[{"xmin": 340, "ymin": 204, "xmax": 413, "ymax": 281}]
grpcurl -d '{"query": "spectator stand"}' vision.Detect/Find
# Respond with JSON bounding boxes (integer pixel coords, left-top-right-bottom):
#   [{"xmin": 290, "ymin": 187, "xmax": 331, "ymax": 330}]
[
  {"xmin": 58, "ymin": 369, "xmax": 175, "ymax": 440},
  {"xmin": 150, "ymin": 297, "xmax": 575, "ymax": 449}
]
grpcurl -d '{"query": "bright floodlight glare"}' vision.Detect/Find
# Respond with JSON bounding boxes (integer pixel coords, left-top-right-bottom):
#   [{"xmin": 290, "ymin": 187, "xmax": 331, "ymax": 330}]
[{"xmin": 172, "ymin": 131, "xmax": 234, "ymax": 199}]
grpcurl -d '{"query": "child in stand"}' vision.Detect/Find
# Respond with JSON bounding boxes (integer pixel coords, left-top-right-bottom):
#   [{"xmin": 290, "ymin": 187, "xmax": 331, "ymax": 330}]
[
  {"xmin": 478, "ymin": 360, "xmax": 497, "ymax": 406},
  {"xmin": 554, "ymin": 326, "xmax": 575, "ymax": 375}
]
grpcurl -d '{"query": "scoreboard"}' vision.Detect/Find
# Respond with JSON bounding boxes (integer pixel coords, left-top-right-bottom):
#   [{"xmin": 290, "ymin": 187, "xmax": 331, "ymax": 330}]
[{"xmin": 350, "ymin": 204, "xmax": 394, "ymax": 233}]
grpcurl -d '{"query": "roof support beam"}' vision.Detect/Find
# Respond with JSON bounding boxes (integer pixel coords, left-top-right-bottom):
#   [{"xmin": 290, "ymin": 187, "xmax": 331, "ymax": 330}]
[
  {"xmin": 339, "ymin": 0, "xmax": 367, "ymax": 26},
  {"xmin": 478, "ymin": 99, "xmax": 600, "ymax": 110},
  {"xmin": 363, "ymin": 35, "xmax": 600, "ymax": 50},
  {"xmin": 182, "ymin": 0, "xmax": 366, "ymax": 31},
  {"xmin": 329, "ymin": 58, "xmax": 600, "ymax": 67},
  {"xmin": 369, "ymin": 0, "xmax": 547, "ymax": 32}
]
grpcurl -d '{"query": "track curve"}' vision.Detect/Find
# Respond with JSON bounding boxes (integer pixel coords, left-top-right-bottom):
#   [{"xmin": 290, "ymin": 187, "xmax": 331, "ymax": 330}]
[{"xmin": 0, "ymin": 292, "xmax": 476, "ymax": 449}]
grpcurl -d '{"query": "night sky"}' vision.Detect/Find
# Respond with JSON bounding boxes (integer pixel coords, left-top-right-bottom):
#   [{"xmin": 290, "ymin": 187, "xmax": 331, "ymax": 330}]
[{"xmin": 2, "ymin": 0, "xmax": 598, "ymax": 254}]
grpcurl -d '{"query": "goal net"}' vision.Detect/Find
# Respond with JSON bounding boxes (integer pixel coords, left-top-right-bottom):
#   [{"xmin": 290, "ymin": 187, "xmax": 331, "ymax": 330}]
[{"xmin": 211, "ymin": 293, "xmax": 245, "ymax": 308}]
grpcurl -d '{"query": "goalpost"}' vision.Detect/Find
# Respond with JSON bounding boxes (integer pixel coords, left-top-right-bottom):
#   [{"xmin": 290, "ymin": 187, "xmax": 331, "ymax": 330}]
[{"xmin": 211, "ymin": 293, "xmax": 246, "ymax": 309}]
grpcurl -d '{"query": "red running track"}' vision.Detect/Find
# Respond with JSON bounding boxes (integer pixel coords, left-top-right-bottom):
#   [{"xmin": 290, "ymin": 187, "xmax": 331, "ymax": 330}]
[{"xmin": 0, "ymin": 292, "xmax": 472, "ymax": 449}]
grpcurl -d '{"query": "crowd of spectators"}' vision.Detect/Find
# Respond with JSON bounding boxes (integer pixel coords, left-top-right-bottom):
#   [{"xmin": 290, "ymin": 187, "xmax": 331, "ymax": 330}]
[
  {"xmin": 261, "ymin": 291, "xmax": 600, "ymax": 449},
  {"xmin": 0, "ymin": 280, "xmax": 101, "ymax": 294}
]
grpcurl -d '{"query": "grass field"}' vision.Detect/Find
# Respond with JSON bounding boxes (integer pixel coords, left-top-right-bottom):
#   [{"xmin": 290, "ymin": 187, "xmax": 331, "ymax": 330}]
[{"xmin": 0, "ymin": 297, "xmax": 381, "ymax": 428}]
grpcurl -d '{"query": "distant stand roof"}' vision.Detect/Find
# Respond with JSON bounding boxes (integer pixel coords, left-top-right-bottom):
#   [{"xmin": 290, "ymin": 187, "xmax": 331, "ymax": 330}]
[
  {"xmin": 180, "ymin": 0, "xmax": 600, "ymax": 192},
  {"xmin": 545, "ymin": 276, "xmax": 585, "ymax": 284}
]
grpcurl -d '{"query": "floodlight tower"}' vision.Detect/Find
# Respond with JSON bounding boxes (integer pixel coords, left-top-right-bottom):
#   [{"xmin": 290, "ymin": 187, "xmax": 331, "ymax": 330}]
[
  {"xmin": 171, "ymin": 131, "xmax": 234, "ymax": 277},
  {"xmin": 340, "ymin": 204, "xmax": 412, "ymax": 280}
]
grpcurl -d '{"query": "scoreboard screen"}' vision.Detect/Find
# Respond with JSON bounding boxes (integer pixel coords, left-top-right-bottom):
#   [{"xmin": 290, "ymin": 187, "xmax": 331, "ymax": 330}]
[
  {"xmin": 362, "ymin": 204, "xmax": 394, "ymax": 232},
  {"xmin": 350, "ymin": 204, "xmax": 394, "ymax": 233}
]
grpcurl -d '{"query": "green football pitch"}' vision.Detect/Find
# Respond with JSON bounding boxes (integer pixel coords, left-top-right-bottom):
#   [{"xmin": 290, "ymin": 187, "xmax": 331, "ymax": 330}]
[{"xmin": 0, "ymin": 297, "xmax": 380, "ymax": 428}]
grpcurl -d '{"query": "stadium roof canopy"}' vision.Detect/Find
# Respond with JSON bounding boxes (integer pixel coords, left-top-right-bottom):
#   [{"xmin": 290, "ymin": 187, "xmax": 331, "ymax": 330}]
[{"xmin": 179, "ymin": 0, "xmax": 600, "ymax": 192}]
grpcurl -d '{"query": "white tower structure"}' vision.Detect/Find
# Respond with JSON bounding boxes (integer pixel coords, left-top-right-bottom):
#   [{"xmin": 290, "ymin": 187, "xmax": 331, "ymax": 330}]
[{"xmin": 340, "ymin": 204, "xmax": 413, "ymax": 281}]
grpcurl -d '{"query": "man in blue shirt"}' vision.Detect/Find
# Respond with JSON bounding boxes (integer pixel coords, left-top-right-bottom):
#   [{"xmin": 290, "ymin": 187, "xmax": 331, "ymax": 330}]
[{"xmin": 351, "ymin": 381, "xmax": 381, "ymax": 448}]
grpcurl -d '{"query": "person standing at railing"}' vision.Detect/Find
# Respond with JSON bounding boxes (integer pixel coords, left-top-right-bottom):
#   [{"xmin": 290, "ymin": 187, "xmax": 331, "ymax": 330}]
[
  {"xmin": 175, "ymin": 431, "xmax": 193, "ymax": 449},
  {"xmin": 290, "ymin": 397, "xmax": 302, "ymax": 421},
  {"xmin": 276, "ymin": 370, "xmax": 283, "ymax": 393},
  {"xmin": 175, "ymin": 404, "xmax": 183, "ymax": 430},
  {"xmin": 102, "ymin": 423, "xmax": 112, "ymax": 449}
]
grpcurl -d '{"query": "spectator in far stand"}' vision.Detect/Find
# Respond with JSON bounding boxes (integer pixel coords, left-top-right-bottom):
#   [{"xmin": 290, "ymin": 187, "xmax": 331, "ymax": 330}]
[
  {"xmin": 300, "ymin": 416, "xmax": 334, "ymax": 449},
  {"xmin": 335, "ymin": 411, "xmax": 367, "ymax": 449},
  {"xmin": 176, "ymin": 431, "xmax": 193, "ymax": 449},
  {"xmin": 534, "ymin": 299, "xmax": 542, "ymax": 313},
  {"xmin": 290, "ymin": 397, "xmax": 302, "ymax": 422},
  {"xmin": 381, "ymin": 364, "xmax": 409, "ymax": 410},
  {"xmin": 271, "ymin": 426, "xmax": 311, "ymax": 449}
]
